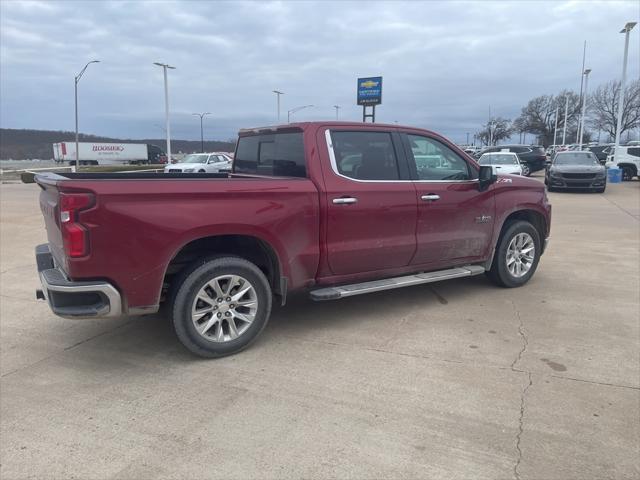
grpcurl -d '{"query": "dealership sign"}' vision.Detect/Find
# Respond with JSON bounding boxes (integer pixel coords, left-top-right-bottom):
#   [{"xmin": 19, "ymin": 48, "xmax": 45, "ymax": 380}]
[{"xmin": 357, "ymin": 76, "xmax": 382, "ymax": 106}]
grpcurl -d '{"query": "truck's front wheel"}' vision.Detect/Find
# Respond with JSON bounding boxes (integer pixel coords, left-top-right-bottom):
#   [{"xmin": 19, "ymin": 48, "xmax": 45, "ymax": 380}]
[
  {"xmin": 171, "ymin": 256, "xmax": 272, "ymax": 358},
  {"xmin": 486, "ymin": 221, "xmax": 541, "ymax": 288}
]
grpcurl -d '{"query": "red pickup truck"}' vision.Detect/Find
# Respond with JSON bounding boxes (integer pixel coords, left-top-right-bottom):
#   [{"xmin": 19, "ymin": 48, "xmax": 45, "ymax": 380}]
[{"xmin": 35, "ymin": 122, "xmax": 551, "ymax": 357}]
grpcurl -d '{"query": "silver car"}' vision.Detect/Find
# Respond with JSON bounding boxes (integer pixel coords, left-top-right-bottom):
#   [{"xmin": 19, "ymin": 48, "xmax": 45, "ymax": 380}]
[{"xmin": 164, "ymin": 153, "xmax": 232, "ymax": 173}]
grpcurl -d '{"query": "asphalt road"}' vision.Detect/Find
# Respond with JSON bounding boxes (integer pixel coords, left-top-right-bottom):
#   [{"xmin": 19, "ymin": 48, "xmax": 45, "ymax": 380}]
[{"xmin": 1, "ymin": 178, "xmax": 638, "ymax": 479}]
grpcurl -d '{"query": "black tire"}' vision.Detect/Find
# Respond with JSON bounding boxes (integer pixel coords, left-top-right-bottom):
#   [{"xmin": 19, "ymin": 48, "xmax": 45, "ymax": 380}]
[
  {"xmin": 621, "ymin": 166, "xmax": 635, "ymax": 181},
  {"xmin": 595, "ymin": 187, "xmax": 606, "ymax": 193},
  {"xmin": 521, "ymin": 164, "xmax": 531, "ymax": 177},
  {"xmin": 198, "ymin": 169, "xmax": 206, "ymax": 173},
  {"xmin": 171, "ymin": 256, "xmax": 272, "ymax": 358},
  {"xmin": 486, "ymin": 220, "xmax": 541, "ymax": 288}
]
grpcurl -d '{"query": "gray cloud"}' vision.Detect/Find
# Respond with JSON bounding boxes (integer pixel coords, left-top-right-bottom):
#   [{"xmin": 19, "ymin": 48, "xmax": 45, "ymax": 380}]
[{"xmin": 1, "ymin": 0, "xmax": 638, "ymax": 143}]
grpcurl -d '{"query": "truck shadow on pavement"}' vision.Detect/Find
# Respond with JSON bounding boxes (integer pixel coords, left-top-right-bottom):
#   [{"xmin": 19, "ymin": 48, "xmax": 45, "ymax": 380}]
[{"xmin": 58, "ymin": 273, "xmax": 511, "ymax": 368}]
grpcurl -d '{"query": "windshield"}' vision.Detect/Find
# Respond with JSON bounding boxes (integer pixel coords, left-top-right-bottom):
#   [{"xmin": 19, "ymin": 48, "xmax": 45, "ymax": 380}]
[
  {"xmin": 479, "ymin": 154, "xmax": 518, "ymax": 165},
  {"xmin": 178, "ymin": 154, "xmax": 208, "ymax": 164},
  {"xmin": 554, "ymin": 153, "xmax": 599, "ymax": 166}
]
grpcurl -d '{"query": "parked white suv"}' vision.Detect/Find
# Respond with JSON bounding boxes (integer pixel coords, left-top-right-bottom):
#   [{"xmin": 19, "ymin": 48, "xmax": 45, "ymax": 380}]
[
  {"xmin": 165, "ymin": 153, "xmax": 232, "ymax": 173},
  {"xmin": 605, "ymin": 146, "xmax": 640, "ymax": 181}
]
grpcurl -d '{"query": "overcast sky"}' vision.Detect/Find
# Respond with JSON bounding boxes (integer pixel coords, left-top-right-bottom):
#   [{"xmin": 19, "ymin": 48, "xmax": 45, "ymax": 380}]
[{"xmin": 1, "ymin": 0, "xmax": 638, "ymax": 143}]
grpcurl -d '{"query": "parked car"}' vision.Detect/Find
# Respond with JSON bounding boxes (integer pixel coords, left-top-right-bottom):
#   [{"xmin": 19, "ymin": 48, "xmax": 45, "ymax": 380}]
[
  {"xmin": 164, "ymin": 153, "xmax": 232, "ymax": 173},
  {"xmin": 545, "ymin": 151, "xmax": 606, "ymax": 192},
  {"xmin": 34, "ymin": 121, "xmax": 551, "ymax": 358},
  {"xmin": 588, "ymin": 145, "xmax": 613, "ymax": 164},
  {"xmin": 478, "ymin": 152, "xmax": 523, "ymax": 175},
  {"xmin": 480, "ymin": 145, "xmax": 546, "ymax": 176},
  {"xmin": 605, "ymin": 146, "xmax": 640, "ymax": 180}
]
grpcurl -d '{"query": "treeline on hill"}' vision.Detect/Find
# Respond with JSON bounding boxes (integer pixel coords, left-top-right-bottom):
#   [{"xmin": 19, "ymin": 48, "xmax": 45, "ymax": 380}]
[
  {"xmin": 0, "ymin": 129, "xmax": 236, "ymax": 160},
  {"xmin": 474, "ymin": 79, "xmax": 640, "ymax": 147}
]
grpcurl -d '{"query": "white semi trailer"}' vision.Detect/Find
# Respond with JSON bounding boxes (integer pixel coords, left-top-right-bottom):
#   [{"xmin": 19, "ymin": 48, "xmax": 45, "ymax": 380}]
[{"xmin": 53, "ymin": 142, "xmax": 165, "ymax": 165}]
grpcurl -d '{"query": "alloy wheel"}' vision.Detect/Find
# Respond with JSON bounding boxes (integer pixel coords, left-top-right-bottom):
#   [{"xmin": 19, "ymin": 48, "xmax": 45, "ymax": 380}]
[
  {"xmin": 191, "ymin": 275, "xmax": 258, "ymax": 342},
  {"xmin": 506, "ymin": 233, "xmax": 535, "ymax": 278}
]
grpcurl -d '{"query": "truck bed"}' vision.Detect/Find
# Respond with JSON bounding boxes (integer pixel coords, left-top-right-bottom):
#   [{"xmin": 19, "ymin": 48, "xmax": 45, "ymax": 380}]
[{"xmin": 35, "ymin": 170, "xmax": 321, "ymax": 311}]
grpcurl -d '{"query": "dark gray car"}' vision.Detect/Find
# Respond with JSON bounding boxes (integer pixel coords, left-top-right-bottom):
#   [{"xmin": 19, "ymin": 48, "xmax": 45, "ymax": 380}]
[{"xmin": 545, "ymin": 151, "xmax": 606, "ymax": 193}]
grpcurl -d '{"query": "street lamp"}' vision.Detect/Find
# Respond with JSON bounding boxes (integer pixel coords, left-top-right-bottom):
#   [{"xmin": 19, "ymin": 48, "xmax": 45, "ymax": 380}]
[
  {"xmin": 552, "ymin": 106, "xmax": 559, "ymax": 148},
  {"xmin": 192, "ymin": 112, "xmax": 212, "ymax": 153},
  {"xmin": 287, "ymin": 105, "xmax": 313, "ymax": 123},
  {"xmin": 578, "ymin": 68, "xmax": 591, "ymax": 150},
  {"xmin": 561, "ymin": 95, "xmax": 569, "ymax": 146},
  {"xmin": 613, "ymin": 22, "xmax": 637, "ymax": 163},
  {"xmin": 74, "ymin": 60, "xmax": 100, "ymax": 170},
  {"xmin": 333, "ymin": 105, "xmax": 341, "ymax": 120},
  {"xmin": 273, "ymin": 90, "xmax": 284, "ymax": 122},
  {"xmin": 154, "ymin": 62, "xmax": 176, "ymax": 163}
]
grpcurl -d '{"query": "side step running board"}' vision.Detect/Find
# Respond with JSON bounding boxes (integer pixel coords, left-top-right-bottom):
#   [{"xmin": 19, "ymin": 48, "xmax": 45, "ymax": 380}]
[{"xmin": 309, "ymin": 265, "xmax": 486, "ymax": 301}]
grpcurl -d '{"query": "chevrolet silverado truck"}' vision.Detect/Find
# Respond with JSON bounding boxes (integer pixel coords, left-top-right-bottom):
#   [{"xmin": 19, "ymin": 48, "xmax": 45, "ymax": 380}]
[{"xmin": 35, "ymin": 122, "xmax": 551, "ymax": 357}]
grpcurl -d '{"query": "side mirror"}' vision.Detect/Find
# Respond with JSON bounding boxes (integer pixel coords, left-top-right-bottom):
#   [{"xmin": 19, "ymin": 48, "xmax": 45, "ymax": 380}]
[{"xmin": 478, "ymin": 165, "xmax": 497, "ymax": 191}]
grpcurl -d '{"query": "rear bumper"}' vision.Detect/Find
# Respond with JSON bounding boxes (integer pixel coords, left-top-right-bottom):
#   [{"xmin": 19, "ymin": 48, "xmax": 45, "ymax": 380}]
[{"xmin": 35, "ymin": 244, "xmax": 122, "ymax": 319}]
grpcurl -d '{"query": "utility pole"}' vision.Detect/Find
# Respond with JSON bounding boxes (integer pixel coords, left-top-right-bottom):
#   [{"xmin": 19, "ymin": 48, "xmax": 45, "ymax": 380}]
[
  {"xmin": 74, "ymin": 60, "xmax": 100, "ymax": 170},
  {"xmin": 153, "ymin": 62, "xmax": 176, "ymax": 163},
  {"xmin": 614, "ymin": 22, "xmax": 637, "ymax": 164},
  {"xmin": 577, "ymin": 40, "xmax": 587, "ymax": 142},
  {"xmin": 333, "ymin": 105, "xmax": 341, "ymax": 120},
  {"xmin": 561, "ymin": 95, "xmax": 569, "ymax": 146},
  {"xmin": 553, "ymin": 106, "xmax": 559, "ymax": 147},
  {"xmin": 578, "ymin": 69, "xmax": 591, "ymax": 150},
  {"xmin": 192, "ymin": 112, "xmax": 211, "ymax": 153},
  {"xmin": 273, "ymin": 90, "xmax": 284, "ymax": 122}
]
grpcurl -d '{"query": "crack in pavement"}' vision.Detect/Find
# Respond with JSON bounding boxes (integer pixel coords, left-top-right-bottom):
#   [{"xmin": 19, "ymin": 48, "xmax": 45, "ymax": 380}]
[
  {"xmin": 0, "ymin": 318, "xmax": 136, "ymax": 378},
  {"xmin": 600, "ymin": 193, "xmax": 639, "ymax": 221},
  {"xmin": 511, "ymin": 301, "xmax": 532, "ymax": 480}
]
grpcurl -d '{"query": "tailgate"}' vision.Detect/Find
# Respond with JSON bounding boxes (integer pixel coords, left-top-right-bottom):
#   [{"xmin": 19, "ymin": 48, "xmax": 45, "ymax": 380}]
[{"xmin": 36, "ymin": 175, "xmax": 65, "ymax": 268}]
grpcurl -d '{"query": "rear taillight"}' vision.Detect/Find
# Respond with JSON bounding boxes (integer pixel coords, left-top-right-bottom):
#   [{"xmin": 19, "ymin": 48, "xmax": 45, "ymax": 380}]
[{"xmin": 59, "ymin": 192, "xmax": 94, "ymax": 257}]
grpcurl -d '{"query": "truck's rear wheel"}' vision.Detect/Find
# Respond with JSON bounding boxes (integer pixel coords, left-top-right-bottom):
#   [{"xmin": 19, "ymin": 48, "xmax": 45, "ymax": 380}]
[
  {"xmin": 486, "ymin": 220, "xmax": 541, "ymax": 288},
  {"xmin": 171, "ymin": 256, "xmax": 272, "ymax": 358}
]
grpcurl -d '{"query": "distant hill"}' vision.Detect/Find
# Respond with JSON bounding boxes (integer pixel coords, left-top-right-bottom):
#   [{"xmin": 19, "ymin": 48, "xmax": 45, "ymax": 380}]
[{"xmin": 0, "ymin": 129, "xmax": 235, "ymax": 160}]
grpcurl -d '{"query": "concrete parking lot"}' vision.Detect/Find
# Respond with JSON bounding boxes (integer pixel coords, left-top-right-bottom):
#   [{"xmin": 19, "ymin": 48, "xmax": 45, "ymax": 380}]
[{"xmin": 1, "ymin": 178, "xmax": 638, "ymax": 479}]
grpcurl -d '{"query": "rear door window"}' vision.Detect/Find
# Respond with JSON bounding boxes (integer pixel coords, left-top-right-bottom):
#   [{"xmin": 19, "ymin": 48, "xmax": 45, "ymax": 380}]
[
  {"xmin": 628, "ymin": 147, "xmax": 640, "ymax": 158},
  {"xmin": 330, "ymin": 131, "xmax": 401, "ymax": 180},
  {"xmin": 234, "ymin": 132, "xmax": 306, "ymax": 177}
]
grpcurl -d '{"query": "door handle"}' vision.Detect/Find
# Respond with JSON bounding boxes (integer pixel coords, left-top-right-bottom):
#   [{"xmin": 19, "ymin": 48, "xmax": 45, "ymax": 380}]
[
  {"xmin": 333, "ymin": 197, "xmax": 358, "ymax": 205},
  {"xmin": 421, "ymin": 194, "xmax": 440, "ymax": 202}
]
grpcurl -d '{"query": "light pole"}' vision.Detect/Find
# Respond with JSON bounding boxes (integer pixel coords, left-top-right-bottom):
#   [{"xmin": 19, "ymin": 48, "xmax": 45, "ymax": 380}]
[
  {"xmin": 192, "ymin": 112, "xmax": 211, "ymax": 153},
  {"xmin": 562, "ymin": 95, "xmax": 569, "ymax": 146},
  {"xmin": 553, "ymin": 106, "xmax": 559, "ymax": 147},
  {"xmin": 287, "ymin": 105, "xmax": 313, "ymax": 123},
  {"xmin": 154, "ymin": 62, "xmax": 176, "ymax": 163},
  {"xmin": 74, "ymin": 60, "xmax": 100, "ymax": 169},
  {"xmin": 273, "ymin": 90, "xmax": 284, "ymax": 122},
  {"xmin": 333, "ymin": 105, "xmax": 341, "ymax": 120},
  {"xmin": 578, "ymin": 68, "xmax": 591, "ymax": 150},
  {"xmin": 613, "ymin": 22, "xmax": 637, "ymax": 164}
]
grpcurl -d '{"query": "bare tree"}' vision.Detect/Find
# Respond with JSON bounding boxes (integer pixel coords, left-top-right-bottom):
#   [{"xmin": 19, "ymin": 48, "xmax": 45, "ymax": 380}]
[
  {"xmin": 515, "ymin": 91, "xmax": 581, "ymax": 146},
  {"xmin": 588, "ymin": 79, "xmax": 640, "ymax": 140},
  {"xmin": 476, "ymin": 117, "xmax": 512, "ymax": 146}
]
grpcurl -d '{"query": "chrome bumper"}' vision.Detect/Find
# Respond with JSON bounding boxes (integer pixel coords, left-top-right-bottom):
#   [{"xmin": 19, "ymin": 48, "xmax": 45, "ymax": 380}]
[{"xmin": 35, "ymin": 244, "xmax": 122, "ymax": 319}]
